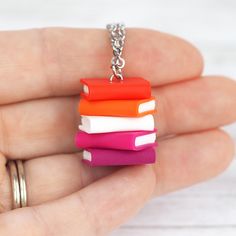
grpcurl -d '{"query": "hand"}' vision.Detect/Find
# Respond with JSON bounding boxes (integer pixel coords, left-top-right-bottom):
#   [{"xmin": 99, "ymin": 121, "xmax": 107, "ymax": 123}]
[{"xmin": 0, "ymin": 28, "xmax": 235, "ymax": 235}]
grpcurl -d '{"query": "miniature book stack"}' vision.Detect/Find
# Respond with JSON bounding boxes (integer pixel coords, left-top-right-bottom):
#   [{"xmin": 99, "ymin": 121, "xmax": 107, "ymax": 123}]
[{"xmin": 75, "ymin": 77, "xmax": 157, "ymax": 166}]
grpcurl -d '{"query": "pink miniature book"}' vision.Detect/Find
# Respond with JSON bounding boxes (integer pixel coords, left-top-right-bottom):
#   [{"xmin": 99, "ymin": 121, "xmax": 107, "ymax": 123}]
[
  {"xmin": 75, "ymin": 130, "xmax": 157, "ymax": 151},
  {"xmin": 82, "ymin": 147, "xmax": 156, "ymax": 166}
]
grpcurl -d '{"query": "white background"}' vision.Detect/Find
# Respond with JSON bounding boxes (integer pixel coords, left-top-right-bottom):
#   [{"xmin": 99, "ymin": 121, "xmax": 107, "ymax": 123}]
[{"xmin": 1, "ymin": 0, "xmax": 236, "ymax": 235}]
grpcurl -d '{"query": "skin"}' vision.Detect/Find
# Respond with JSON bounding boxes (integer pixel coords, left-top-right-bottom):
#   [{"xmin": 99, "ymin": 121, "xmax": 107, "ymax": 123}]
[{"xmin": 0, "ymin": 28, "xmax": 235, "ymax": 235}]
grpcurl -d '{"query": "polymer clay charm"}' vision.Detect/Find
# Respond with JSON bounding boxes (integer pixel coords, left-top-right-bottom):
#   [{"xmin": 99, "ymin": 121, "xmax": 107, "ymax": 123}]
[{"xmin": 75, "ymin": 23, "xmax": 158, "ymax": 166}]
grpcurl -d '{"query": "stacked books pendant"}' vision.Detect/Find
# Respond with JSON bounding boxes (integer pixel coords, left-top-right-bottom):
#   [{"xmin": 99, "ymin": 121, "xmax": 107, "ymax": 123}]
[{"xmin": 75, "ymin": 23, "xmax": 157, "ymax": 166}]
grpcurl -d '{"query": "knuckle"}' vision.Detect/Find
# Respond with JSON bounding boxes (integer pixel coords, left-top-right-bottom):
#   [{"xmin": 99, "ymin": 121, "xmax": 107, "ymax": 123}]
[
  {"xmin": 0, "ymin": 153, "xmax": 11, "ymax": 213},
  {"xmin": 0, "ymin": 108, "xmax": 10, "ymax": 156},
  {"xmin": 214, "ymin": 129, "xmax": 235, "ymax": 170},
  {"xmin": 75, "ymin": 192, "xmax": 100, "ymax": 235},
  {"xmin": 30, "ymin": 206, "xmax": 53, "ymax": 236}
]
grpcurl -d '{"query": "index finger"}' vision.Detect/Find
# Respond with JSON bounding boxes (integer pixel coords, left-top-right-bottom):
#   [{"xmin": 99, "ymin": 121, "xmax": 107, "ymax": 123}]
[{"xmin": 0, "ymin": 28, "xmax": 203, "ymax": 104}]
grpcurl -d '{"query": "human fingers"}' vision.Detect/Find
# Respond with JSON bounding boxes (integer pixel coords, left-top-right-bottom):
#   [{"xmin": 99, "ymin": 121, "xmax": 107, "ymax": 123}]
[
  {"xmin": 153, "ymin": 129, "xmax": 235, "ymax": 195},
  {"xmin": 156, "ymin": 76, "xmax": 236, "ymax": 135},
  {"xmin": 0, "ymin": 28, "xmax": 203, "ymax": 104}
]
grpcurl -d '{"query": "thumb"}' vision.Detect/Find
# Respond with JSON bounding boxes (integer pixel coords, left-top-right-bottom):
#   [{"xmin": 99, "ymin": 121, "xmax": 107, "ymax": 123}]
[{"xmin": 0, "ymin": 164, "xmax": 156, "ymax": 236}]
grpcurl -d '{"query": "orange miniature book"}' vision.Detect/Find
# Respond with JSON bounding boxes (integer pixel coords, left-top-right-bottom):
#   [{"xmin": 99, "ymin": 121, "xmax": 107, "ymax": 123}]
[{"xmin": 79, "ymin": 97, "xmax": 156, "ymax": 117}]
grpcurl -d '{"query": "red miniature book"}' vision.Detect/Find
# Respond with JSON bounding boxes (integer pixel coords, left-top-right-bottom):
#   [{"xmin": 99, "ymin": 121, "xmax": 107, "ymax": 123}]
[{"xmin": 80, "ymin": 77, "xmax": 151, "ymax": 101}]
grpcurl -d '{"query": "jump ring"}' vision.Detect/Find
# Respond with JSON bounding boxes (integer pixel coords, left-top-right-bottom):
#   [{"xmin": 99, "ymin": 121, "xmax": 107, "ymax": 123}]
[{"xmin": 109, "ymin": 73, "xmax": 124, "ymax": 82}]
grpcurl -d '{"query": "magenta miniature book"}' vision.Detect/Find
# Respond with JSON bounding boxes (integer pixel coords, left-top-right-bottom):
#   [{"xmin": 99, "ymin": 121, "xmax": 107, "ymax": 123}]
[
  {"xmin": 75, "ymin": 130, "xmax": 157, "ymax": 151},
  {"xmin": 82, "ymin": 147, "xmax": 156, "ymax": 166}
]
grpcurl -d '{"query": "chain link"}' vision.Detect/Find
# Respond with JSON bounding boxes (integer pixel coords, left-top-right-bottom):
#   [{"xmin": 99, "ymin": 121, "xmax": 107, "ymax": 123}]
[{"xmin": 106, "ymin": 23, "xmax": 126, "ymax": 82}]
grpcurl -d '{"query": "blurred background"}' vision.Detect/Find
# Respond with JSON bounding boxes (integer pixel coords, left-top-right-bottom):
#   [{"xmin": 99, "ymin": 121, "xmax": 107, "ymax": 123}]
[{"xmin": 1, "ymin": 0, "xmax": 235, "ymax": 235}]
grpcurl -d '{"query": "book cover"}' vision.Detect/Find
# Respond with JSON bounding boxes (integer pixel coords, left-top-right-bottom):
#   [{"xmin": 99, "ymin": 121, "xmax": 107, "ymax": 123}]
[
  {"xmin": 75, "ymin": 130, "xmax": 157, "ymax": 151},
  {"xmin": 80, "ymin": 77, "xmax": 151, "ymax": 101},
  {"xmin": 78, "ymin": 97, "xmax": 156, "ymax": 117},
  {"xmin": 82, "ymin": 147, "xmax": 156, "ymax": 166},
  {"xmin": 79, "ymin": 114, "xmax": 155, "ymax": 134}
]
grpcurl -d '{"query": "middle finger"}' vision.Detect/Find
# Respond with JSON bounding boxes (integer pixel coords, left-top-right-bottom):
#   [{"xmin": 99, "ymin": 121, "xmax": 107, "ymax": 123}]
[{"xmin": 0, "ymin": 76, "xmax": 235, "ymax": 159}]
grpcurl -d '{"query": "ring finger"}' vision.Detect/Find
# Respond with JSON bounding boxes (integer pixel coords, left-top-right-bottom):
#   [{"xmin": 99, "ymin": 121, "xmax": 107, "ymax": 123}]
[{"xmin": 0, "ymin": 128, "xmax": 234, "ymax": 212}]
